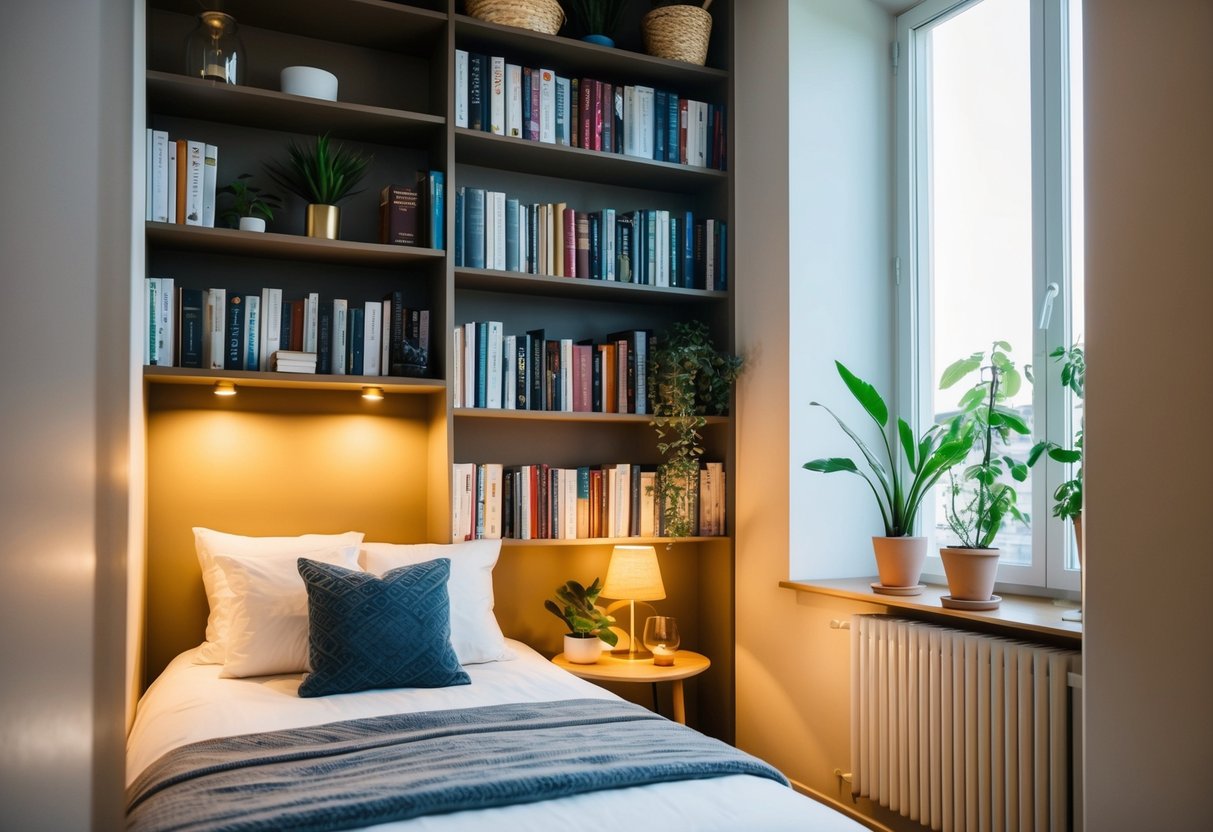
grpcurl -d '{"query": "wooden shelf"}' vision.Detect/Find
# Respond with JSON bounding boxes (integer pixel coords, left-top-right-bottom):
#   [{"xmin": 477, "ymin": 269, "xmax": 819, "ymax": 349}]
[
  {"xmin": 454, "ymin": 408, "xmax": 729, "ymax": 425},
  {"xmin": 145, "ymin": 222, "xmax": 445, "ymax": 267},
  {"xmin": 453, "ymin": 14, "xmax": 728, "ymax": 98},
  {"xmin": 502, "ymin": 536, "xmax": 728, "ymax": 547},
  {"xmin": 455, "ymin": 267, "xmax": 726, "ymax": 303},
  {"xmin": 454, "ymin": 129, "xmax": 727, "ymax": 192},
  {"xmin": 147, "ymin": 72, "xmax": 444, "ymax": 144},
  {"xmin": 144, "ymin": 365, "xmax": 445, "ymax": 393},
  {"xmin": 149, "ymin": 0, "xmax": 447, "ymax": 52}
]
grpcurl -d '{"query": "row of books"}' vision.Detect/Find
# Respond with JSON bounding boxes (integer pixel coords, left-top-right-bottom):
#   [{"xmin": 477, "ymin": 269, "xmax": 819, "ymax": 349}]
[
  {"xmin": 144, "ymin": 130, "xmax": 218, "ymax": 227},
  {"xmin": 453, "ymin": 324, "xmax": 651, "ymax": 414},
  {"xmin": 454, "ymin": 51, "xmax": 727, "ymax": 170},
  {"xmin": 378, "ymin": 172, "xmax": 445, "ymax": 250},
  {"xmin": 143, "ymin": 278, "xmax": 429, "ymax": 376},
  {"xmin": 454, "ymin": 189, "xmax": 728, "ymax": 290},
  {"xmin": 451, "ymin": 461, "xmax": 727, "ymax": 542}
]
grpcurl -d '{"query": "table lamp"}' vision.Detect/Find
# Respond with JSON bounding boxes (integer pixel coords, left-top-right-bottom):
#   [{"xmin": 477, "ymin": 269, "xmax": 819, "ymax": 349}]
[{"xmin": 601, "ymin": 544, "xmax": 666, "ymax": 660}]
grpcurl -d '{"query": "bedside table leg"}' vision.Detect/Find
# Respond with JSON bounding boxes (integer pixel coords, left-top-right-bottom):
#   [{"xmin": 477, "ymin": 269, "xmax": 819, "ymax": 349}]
[
  {"xmin": 671, "ymin": 679, "xmax": 685, "ymax": 725},
  {"xmin": 651, "ymin": 682, "xmax": 659, "ymax": 715}
]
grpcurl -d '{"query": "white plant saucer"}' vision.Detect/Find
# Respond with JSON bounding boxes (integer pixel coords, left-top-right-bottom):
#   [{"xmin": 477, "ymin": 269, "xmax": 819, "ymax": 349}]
[
  {"xmin": 871, "ymin": 582, "xmax": 926, "ymax": 597},
  {"xmin": 940, "ymin": 594, "xmax": 1002, "ymax": 611}
]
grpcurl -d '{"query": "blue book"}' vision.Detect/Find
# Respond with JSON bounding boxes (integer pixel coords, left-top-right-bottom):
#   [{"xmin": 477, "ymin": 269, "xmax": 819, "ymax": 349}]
[
  {"xmin": 682, "ymin": 211, "xmax": 695, "ymax": 288},
  {"xmin": 589, "ymin": 212, "xmax": 600, "ymax": 280},
  {"xmin": 428, "ymin": 171, "xmax": 444, "ymax": 250},
  {"xmin": 505, "ymin": 198, "xmax": 520, "ymax": 272},
  {"xmin": 669, "ymin": 215, "xmax": 680, "ymax": 288},
  {"xmin": 522, "ymin": 68, "xmax": 532, "ymax": 141},
  {"xmin": 466, "ymin": 188, "xmax": 486, "ymax": 269},
  {"xmin": 528, "ymin": 204, "xmax": 539, "ymax": 273},
  {"xmin": 667, "ymin": 93, "xmax": 680, "ymax": 164},
  {"xmin": 655, "ymin": 90, "xmax": 668, "ymax": 162},
  {"xmin": 317, "ymin": 300, "xmax": 332, "ymax": 374},
  {"xmin": 243, "ymin": 295, "xmax": 259, "ymax": 371},
  {"xmin": 349, "ymin": 307, "xmax": 364, "ymax": 376},
  {"xmin": 454, "ymin": 187, "xmax": 464, "ymax": 267},
  {"xmin": 224, "ymin": 294, "xmax": 244, "ymax": 370},
  {"xmin": 178, "ymin": 287, "xmax": 205, "ymax": 368},
  {"xmin": 469, "ymin": 53, "xmax": 486, "ymax": 131}
]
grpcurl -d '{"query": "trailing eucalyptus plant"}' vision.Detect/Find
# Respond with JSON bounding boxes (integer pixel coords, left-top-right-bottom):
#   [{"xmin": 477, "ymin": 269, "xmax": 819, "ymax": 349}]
[
  {"xmin": 264, "ymin": 133, "xmax": 371, "ymax": 206},
  {"xmin": 939, "ymin": 342, "xmax": 1031, "ymax": 549},
  {"xmin": 543, "ymin": 578, "xmax": 618, "ymax": 645},
  {"xmin": 1027, "ymin": 343, "xmax": 1084, "ymax": 522},
  {"xmin": 804, "ymin": 361, "xmax": 972, "ymax": 537},
  {"xmin": 648, "ymin": 321, "xmax": 742, "ymax": 537}
]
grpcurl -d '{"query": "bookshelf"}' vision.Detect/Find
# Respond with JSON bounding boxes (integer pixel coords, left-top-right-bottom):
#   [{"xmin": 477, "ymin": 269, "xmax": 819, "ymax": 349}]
[{"xmin": 139, "ymin": 0, "xmax": 734, "ymax": 741}]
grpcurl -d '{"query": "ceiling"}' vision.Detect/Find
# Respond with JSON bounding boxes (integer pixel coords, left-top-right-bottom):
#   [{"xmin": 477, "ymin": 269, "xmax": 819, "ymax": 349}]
[{"xmin": 868, "ymin": 0, "xmax": 920, "ymax": 15}]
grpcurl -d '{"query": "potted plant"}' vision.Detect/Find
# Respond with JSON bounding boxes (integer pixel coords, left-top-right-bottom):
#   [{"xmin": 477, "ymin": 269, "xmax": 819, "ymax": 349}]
[
  {"xmin": 544, "ymin": 578, "xmax": 618, "ymax": 663},
  {"xmin": 648, "ymin": 320, "xmax": 742, "ymax": 537},
  {"xmin": 217, "ymin": 173, "xmax": 282, "ymax": 232},
  {"xmin": 563, "ymin": 0, "xmax": 629, "ymax": 46},
  {"xmin": 264, "ymin": 133, "xmax": 371, "ymax": 240},
  {"xmin": 937, "ymin": 342, "xmax": 1031, "ymax": 603},
  {"xmin": 643, "ymin": 1, "xmax": 713, "ymax": 65},
  {"xmin": 804, "ymin": 361, "xmax": 972, "ymax": 592},
  {"xmin": 1027, "ymin": 343, "xmax": 1084, "ymax": 560}
]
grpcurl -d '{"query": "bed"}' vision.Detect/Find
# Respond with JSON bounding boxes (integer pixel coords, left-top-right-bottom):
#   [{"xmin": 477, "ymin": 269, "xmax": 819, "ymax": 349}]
[{"xmin": 126, "ymin": 531, "xmax": 866, "ymax": 831}]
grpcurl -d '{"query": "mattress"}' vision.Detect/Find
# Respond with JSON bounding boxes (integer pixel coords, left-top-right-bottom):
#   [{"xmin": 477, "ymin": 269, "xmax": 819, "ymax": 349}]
[{"xmin": 127, "ymin": 640, "xmax": 865, "ymax": 831}]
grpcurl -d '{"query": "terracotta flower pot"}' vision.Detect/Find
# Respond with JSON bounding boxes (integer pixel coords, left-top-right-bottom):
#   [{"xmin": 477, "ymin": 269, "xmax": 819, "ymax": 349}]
[
  {"xmin": 939, "ymin": 546, "xmax": 1000, "ymax": 601},
  {"xmin": 563, "ymin": 634, "xmax": 603, "ymax": 664},
  {"xmin": 871, "ymin": 536, "xmax": 927, "ymax": 587}
]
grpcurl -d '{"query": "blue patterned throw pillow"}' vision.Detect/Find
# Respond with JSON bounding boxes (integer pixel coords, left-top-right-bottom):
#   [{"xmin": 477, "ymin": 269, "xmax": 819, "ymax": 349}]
[{"xmin": 297, "ymin": 557, "xmax": 470, "ymax": 698}]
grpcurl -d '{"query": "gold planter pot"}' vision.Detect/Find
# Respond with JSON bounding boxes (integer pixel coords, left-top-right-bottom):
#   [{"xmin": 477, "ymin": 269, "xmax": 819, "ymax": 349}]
[{"xmin": 306, "ymin": 204, "xmax": 340, "ymax": 239}]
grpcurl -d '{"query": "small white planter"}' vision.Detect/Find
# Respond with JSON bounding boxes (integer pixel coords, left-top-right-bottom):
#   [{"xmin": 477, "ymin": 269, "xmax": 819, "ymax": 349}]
[
  {"xmin": 563, "ymin": 634, "xmax": 603, "ymax": 664},
  {"xmin": 280, "ymin": 66, "xmax": 338, "ymax": 101},
  {"xmin": 238, "ymin": 216, "xmax": 266, "ymax": 233}
]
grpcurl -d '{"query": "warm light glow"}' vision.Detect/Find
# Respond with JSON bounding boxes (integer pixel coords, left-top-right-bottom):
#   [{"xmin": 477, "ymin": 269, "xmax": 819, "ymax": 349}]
[
  {"xmin": 601, "ymin": 545, "xmax": 666, "ymax": 601},
  {"xmin": 212, "ymin": 381, "xmax": 237, "ymax": 397},
  {"xmin": 361, "ymin": 386, "xmax": 384, "ymax": 401}
]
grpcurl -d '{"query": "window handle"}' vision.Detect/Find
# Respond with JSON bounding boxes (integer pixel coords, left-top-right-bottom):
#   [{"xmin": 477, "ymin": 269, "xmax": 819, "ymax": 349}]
[{"xmin": 1038, "ymin": 282, "xmax": 1060, "ymax": 329}]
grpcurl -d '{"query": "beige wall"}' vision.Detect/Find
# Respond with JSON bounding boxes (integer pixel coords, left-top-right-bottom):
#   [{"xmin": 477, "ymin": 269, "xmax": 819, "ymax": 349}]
[
  {"xmin": 1082, "ymin": 0, "xmax": 1213, "ymax": 826},
  {"xmin": 0, "ymin": 1, "xmax": 134, "ymax": 828}
]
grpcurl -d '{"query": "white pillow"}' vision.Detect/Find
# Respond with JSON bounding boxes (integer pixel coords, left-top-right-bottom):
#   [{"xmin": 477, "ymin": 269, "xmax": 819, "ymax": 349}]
[
  {"xmin": 361, "ymin": 539, "xmax": 513, "ymax": 665},
  {"xmin": 214, "ymin": 545, "xmax": 361, "ymax": 678},
  {"xmin": 192, "ymin": 527, "xmax": 365, "ymax": 664}
]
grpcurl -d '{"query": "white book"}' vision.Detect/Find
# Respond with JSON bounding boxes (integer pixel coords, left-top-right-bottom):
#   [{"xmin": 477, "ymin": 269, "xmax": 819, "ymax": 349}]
[
  {"xmin": 484, "ymin": 192, "xmax": 497, "ymax": 272},
  {"xmin": 656, "ymin": 210, "xmax": 669, "ymax": 287},
  {"xmin": 201, "ymin": 144, "xmax": 218, "ymax": 228},
  {"xmin": 205, "ymin": 288, "xmax": 225, "ymax": 369},
  {"xmin": 380, "ymin": 299, "xmax": 391, "ymax": 377},
  {"xmin": 563, "ymin": 469, "xmax": 578, "ymax": 540},
  {"xmin": 492, "ymin": 191, "xmax": 506, "ymax": 270},
  {"xmin": 462, "ymin": 321, "xmax": 476, "ymax": 407},
  {"xmin": 555, "ymin": 76, "xmax": 570, "ymax": 146},
  {"xmin": 682, "ymin": 102, "xmax": 695, "ymax": 169},
  {"xmin": 604, "ymin": 208, "xmax": 616, "ymax": 281},
  {"xmin": 167, "ymin": 141, "xmax": 177, "ymax": 223},
  {"xmin": 693, "ymin": 101, "xmax": 708, "ymax": 167},
  {"xmin": 258, "ymin": 288, "xmax": 282, "ymax": 371},
  {"xmin": 635, "ymin": 86, "xmax": 655, "ymax": 160},
  {"xmin": 489, "ymin": 56, "xmax": 505, "ymax": 135},
  {"xmin": 303, "ymin": 291, "xmax": 319, "ymax": 353},
  {"xmin": 184, "ymin": 140, "xmax": 205, "ymax": 226},
  {"xmin": 151, "ymin": 130, "xmax": 169, "ymax": 223},
  {"xmin": 144, "ymin": 129, "xmax": 153, "ymax": 221},
  {"xmin": 560, "ymin": 338, "xmax": 573, "ymax": 413},
  {"xmin": 483, "ymin": 463, "xmax": 504, "ymax": 540},
  {"xmin": 157, "ymin": 277, "xmax": 175, "ymax": 366},
  {"xmin": 544, "ymin": 203, "xmax": 555, "ymax": 275},
  {"xmin": 538, "ymin": 68, "xmax": 556, "ymax": 144},
  {"xmin": 452, "ymin": 326, "xmax": 463, "ymax": 409},
  {"xmin": 363, "ymin": 301, "xmax": 382, "ymax": 377},
  {"xmin": 505, "ymin": 63, "xmax": 522, "ymax": 137},
  {"xmin": 503, "ymin": 334, "xmax": 516, "ymax": 410},
  {"xmin": 486, "ymin": 321, "xmax": 503, "ymax": 409},
  {"xmin": 450, "ymin": 463, "xmax": 474, "ymax": 543},
  {"xmin": 623, "ymin": 86, "xmax": 637, "ymax": 156},
  {"xmin": 331, "ymin": 299, "xmax": 348, "ymax": 375},
  {"xmin": 242, "ymin": 294, "xmax": 260, "ymax": 371},
  {"xmin": 454, "ymin": 49, "xmax": 469, "ymax": 128},
  {"xmin": 705, "ymin": 218, "xmax": 717, "ymax": 290},
  {"xmin": 639, "ymin": 471, "xmax": 657, "ymax": 537}
]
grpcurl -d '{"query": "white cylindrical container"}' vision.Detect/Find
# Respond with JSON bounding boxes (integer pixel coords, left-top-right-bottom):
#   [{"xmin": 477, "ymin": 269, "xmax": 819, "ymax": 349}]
[
  {"xmin": 238, "ymin": 216, "xmax": 266, "ymax": 232},
  {"xmin": 280, "ymin": 66, "xmax": 338, "ymax": 101},
  {"xmin": 563, "ymin": 634, "xmax": 603, "ymax": 664}
]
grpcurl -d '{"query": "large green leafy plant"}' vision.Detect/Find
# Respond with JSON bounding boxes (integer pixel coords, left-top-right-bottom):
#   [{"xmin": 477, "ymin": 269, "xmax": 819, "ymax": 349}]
[
  {"xmin": 648, "ymin": 321, "xmax": 742, "ymax": 537},
  {"xmin": 804, "ymin": 361, "xmax": 972, "ymax": 537},
  {"xmin": 939, "ymin": 342, "xmax": 1031, "ymax": 549},
  {"xmin": 1027, "ymin": 343, "xmax": 1084, "ymax": 521},
  {"xmin": 264, "ymin": 133, "xmax": 371, "ymax": 206},
  {"xmin": 544, "ymin": 578, "xmax": 618, "ymax": 645}
]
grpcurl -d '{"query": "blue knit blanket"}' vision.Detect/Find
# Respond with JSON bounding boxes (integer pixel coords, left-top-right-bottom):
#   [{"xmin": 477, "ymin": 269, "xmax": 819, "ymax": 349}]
[{"xmin": 126, "ymin": 698, "xmax": 790, "ymax": 831}]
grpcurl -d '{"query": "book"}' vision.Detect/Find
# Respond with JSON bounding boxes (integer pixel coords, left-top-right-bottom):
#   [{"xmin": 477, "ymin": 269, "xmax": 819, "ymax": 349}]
[
  {"xmin": 454, "ymin": 187, "xmax": 465, "ymax": 266},
  {"xmin": 635, "ymin": 86, "xmax": 655, "ymax": 159},
  {"xmin": 183, "ymin": 140, "xmax": 205, "ymax": 226},
  {"xmin": 177, "ymin": 287, "xmax": 204, "ymax": 368},
  {"xmin": 465, "ymin": 188, "xmax": 485, "ymax": 269},
  {"xmin": 243, "ymin": 294, "xmax": 260, "ymax": 371},
  {"xmin": 224, "ymin": 293, "xmax": 243, "ymax": 370},
  {"xmin": 490, "ymin": 190, "xmax": 505, "ymax": 270},
  {"xmin": 167, "ymin": 140, "xmax": 177, "ymax": 223},
  {"xmin": 468, "ymin": 53, "xmax": 486, "ymax": 131},
  {"xmin": 515, "ymin": 333, "xmax": 529, "ymax": 410},
  {"xmin": 462, "ymin": 321, "xmax": 476, "ymax": 407},
  {"xmin": 259, "ymin": 288, "xmax": 282, "ymax": 372},
  {"xmin": 201, "ymin": 144, "xmax": 218, "ymax": 228},
  {"xmin": 204, "ymin": 288, "xmax": 225, "ymax": 370},
  {"xmin": 363, "ymin": 301, "xmax": 382, "ymax": 376},
  {"xmin": 666, "ymin": 92, "xmax": 680, "ymax": 164},
  {"xmin": 526, "ymin": 328, "xmax": 545, "ymax": 410},
  {"xmin": 454, "ymin": 49, "xmax": 469, "ymax": 128},
  {"xmin": 348, "ymin": 306, "xmax": 364, "ymax": 376},
  {"xmin": 575, "ymin": 213, "xmax": 590, "ymax": 280},
  {"xmin": 505, "ymin": 198, "xmax": 520, "ymax": 272},
  {"xmin": 603, "ymin": 208, "xmax": 616, "ymax": 281},
  {"xmin": 503, "ymin": 334, "xmax": 516, "ymax": 410},
  {"xmin": 655, "ymin": 90, "xmax": 667, "ymax": 162},
  {"xmin": 303, "ymin": 291, "xmax": 319, "ymax": 353},
  {"xmin": 150, "ymin": 130, "xmax": 169, "ymax": 222},
  {"xmin": 451, "ymin": 463, "xmax": 475, "ymax": 542},
  {"xmin": 317, "ymin": 301, "xmax": 332, "ymax": 374},
  {"xmin": 555, "ymin": 76, "xmax": 570, "ymax": 146},
  {"xmin": 569, "ymin": 79, "xmax": 580, "ymax": 148},
  {"xmin": 486, "ymin": 320, "xmax": 503, "ymax": 409},
  {"xmin": 331, "ymin": 299, "xmax": 347, "ymax": 375},
  {"xmin": 528, "ymin": 67, "xmax": 541, "ymax": 141},
  {"xmin": 522, "ymin": 67, "xmax": 533, "ymax": 141},
  {"xmin": 600, "ymin": 82, "xmax": 613, "ymax": 154},
  {"xmin": 539, "ymin": 68, "xmax": 556, "ymax": 144},
  {"xmin": 482, "ymin": 463, "xmax": 503, "ymax": 539},
  {"xmin": 452, "ymin": 327, "xmax": 463, "ymax": 408},
  {"xmin": 379, "ymin": 185, "xmax": 419, "ymax": 245},
  {"xmin": 489, "ymin": 56, "xmax": 505, "ymax": 135},
  {"xmin": 506, "ymin": 63, "xmax": 522, "ymax": 138},
  {"xmin": 427, "ymin": 170, "xmax": 445, "ymax": 250}
]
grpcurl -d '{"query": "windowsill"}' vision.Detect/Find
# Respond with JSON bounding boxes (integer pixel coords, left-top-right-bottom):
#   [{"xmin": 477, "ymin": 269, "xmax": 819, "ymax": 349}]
[{"xmin": 779, "ymin": 577, "xmax": 1082, "ymax": 645}]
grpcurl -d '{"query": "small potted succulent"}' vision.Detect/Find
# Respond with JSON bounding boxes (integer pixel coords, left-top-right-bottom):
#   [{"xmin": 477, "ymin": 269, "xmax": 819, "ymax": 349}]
[
  {"xmin": 264, "ymin": 133, "xmax": 371, "ymax": 240},
  {"xmin": 217, "ymin": 173, "xmax": 282, "ymax": 232},
  {"xmin": 563, "ymin": 1, "xmax": 630, "ymax": 46},
  {"xmin": 804, "ymin": 361, "xmax": 972, "ymax": 592},
  {"xmin": 544, "ymin": 578, "xmax": 617, "ymax": 664},
  {"xmin": 937, "ymin": 342, "xmax": 1031, "ymax": 604}
]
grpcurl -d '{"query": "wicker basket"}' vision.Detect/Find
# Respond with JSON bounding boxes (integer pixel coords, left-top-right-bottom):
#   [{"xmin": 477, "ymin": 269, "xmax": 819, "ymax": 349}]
[
  {"xmin": 465, "ymin": 0, "xmax": 564, "ymax": 35},
  {"xmin": 642, "ymin": 5, "xmax": 712, "ymax": 66}
]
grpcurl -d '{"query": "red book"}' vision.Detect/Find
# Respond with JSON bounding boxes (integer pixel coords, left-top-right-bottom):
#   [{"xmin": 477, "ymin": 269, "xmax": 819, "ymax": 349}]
[
  {"xmin": 678, "ymin": 99, "xmax": 689, "ymax": 165},
  {"xmin": 579, "ymin": 78, "xmax": 594, "ymax": 150},
  {"xmin": 592, "ymin": 80, "xmax": 604, "ymax": 151},
  {"xmin": 615, "ymin": 338, "xmax": 629, "ymax": 413},
  {"xmin": 573, "ymin": 344, "xmax": 592, "ymax": 412},
  {"xmin": 289, "ymin": 301, "xmax": 305, "ymax": 352},
  {"xmin": 563, "ymin": 207, "xmax": 577, "ymax": 277},
  {"xmin": 528, "ymin": 67, "xmax": 540, "ymax": 140},
  {"xmin": 529, "ymin": 464, "xmax": 540, "ymax": 539},
  {"xmin": 600, "ymin": 82, "xmax": 613, "ymax": 153},
  {"xmin": 570, "ymin": 79, "xmax": 580, "ymax": 148},
  {"xmin": 575, "ymin": 213, "xmax": 591, "ymax": 280}
]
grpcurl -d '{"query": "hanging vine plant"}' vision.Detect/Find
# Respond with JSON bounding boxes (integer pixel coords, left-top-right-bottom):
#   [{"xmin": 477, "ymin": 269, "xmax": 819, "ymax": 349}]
[{"xmin": 648, "ymin": 321, "xmax": 742, "ymax": 537}]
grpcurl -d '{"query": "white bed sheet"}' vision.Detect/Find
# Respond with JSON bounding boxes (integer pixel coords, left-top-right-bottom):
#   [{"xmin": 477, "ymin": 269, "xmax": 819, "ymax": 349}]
[{"xmin": 128, "ymin": 640, "xmax": 864, "ymax": 832}]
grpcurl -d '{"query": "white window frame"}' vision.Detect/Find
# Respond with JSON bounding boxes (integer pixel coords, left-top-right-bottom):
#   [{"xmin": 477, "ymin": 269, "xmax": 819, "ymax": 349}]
[{"xmin": 895, "ymin": 0, "xmax": 1081, "ymax": 592}]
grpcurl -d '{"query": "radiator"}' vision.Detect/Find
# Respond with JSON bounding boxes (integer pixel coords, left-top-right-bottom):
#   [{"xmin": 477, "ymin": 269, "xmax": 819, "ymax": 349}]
[{"xmin": 850, "ymin": 616, "xmax": 1081, "ymax": 832}]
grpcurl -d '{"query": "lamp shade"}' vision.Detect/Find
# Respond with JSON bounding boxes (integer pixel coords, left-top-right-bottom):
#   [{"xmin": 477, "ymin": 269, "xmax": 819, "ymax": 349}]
[{"xmin": 601, "ymin": 545, "xmax": 666, "ymax": 601}]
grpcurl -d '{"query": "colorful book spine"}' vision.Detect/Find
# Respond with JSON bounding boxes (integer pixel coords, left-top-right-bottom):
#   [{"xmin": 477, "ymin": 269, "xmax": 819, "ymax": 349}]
[{"xmin": 454, "ymin": 49, "xmax": 469, "ymax": 128}]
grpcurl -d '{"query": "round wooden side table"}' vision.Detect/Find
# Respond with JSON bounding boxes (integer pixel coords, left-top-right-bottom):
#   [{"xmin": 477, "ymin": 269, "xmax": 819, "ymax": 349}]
[{"xmin": 551, "ymin": 650, "xmax": 710, "ymax": 725}]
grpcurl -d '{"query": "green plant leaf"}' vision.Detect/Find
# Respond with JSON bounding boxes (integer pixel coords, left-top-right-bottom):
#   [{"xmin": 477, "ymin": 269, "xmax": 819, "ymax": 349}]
[
  {"xmin": 939, "ymin": 353, "xmax": 982, "ymax": 389},
  {"xmin": 803, "ymin": 457, "xmax": 860, "ymax": 473},
  {"xmin": 1048, "ymin": 447, "xmax": 1082, "ymax": 463},
  {"xmin": 1001, "ymin": 367, "xmax": 1022, "ymax": 398},
  {"xmin": 992, "ymin": 408, "xmax": 1031, "ymax": 434},
  {"xmin": 898, "ymin": 418, "xmax": 917, "ymax": 473},
  {"xmin": 835, "ymin": 361, "xmax": 888, "ymax": 427}
]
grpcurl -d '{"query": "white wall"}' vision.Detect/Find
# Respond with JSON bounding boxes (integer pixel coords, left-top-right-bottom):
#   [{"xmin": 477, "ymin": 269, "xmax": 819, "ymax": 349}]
[
  {"xmin": 0, "ymin": 1, "xmax": 134, "ymax": 828},
  {"xmin": 1082, "ymin": 0, "xmax": 1213, "ymax": 826}
]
